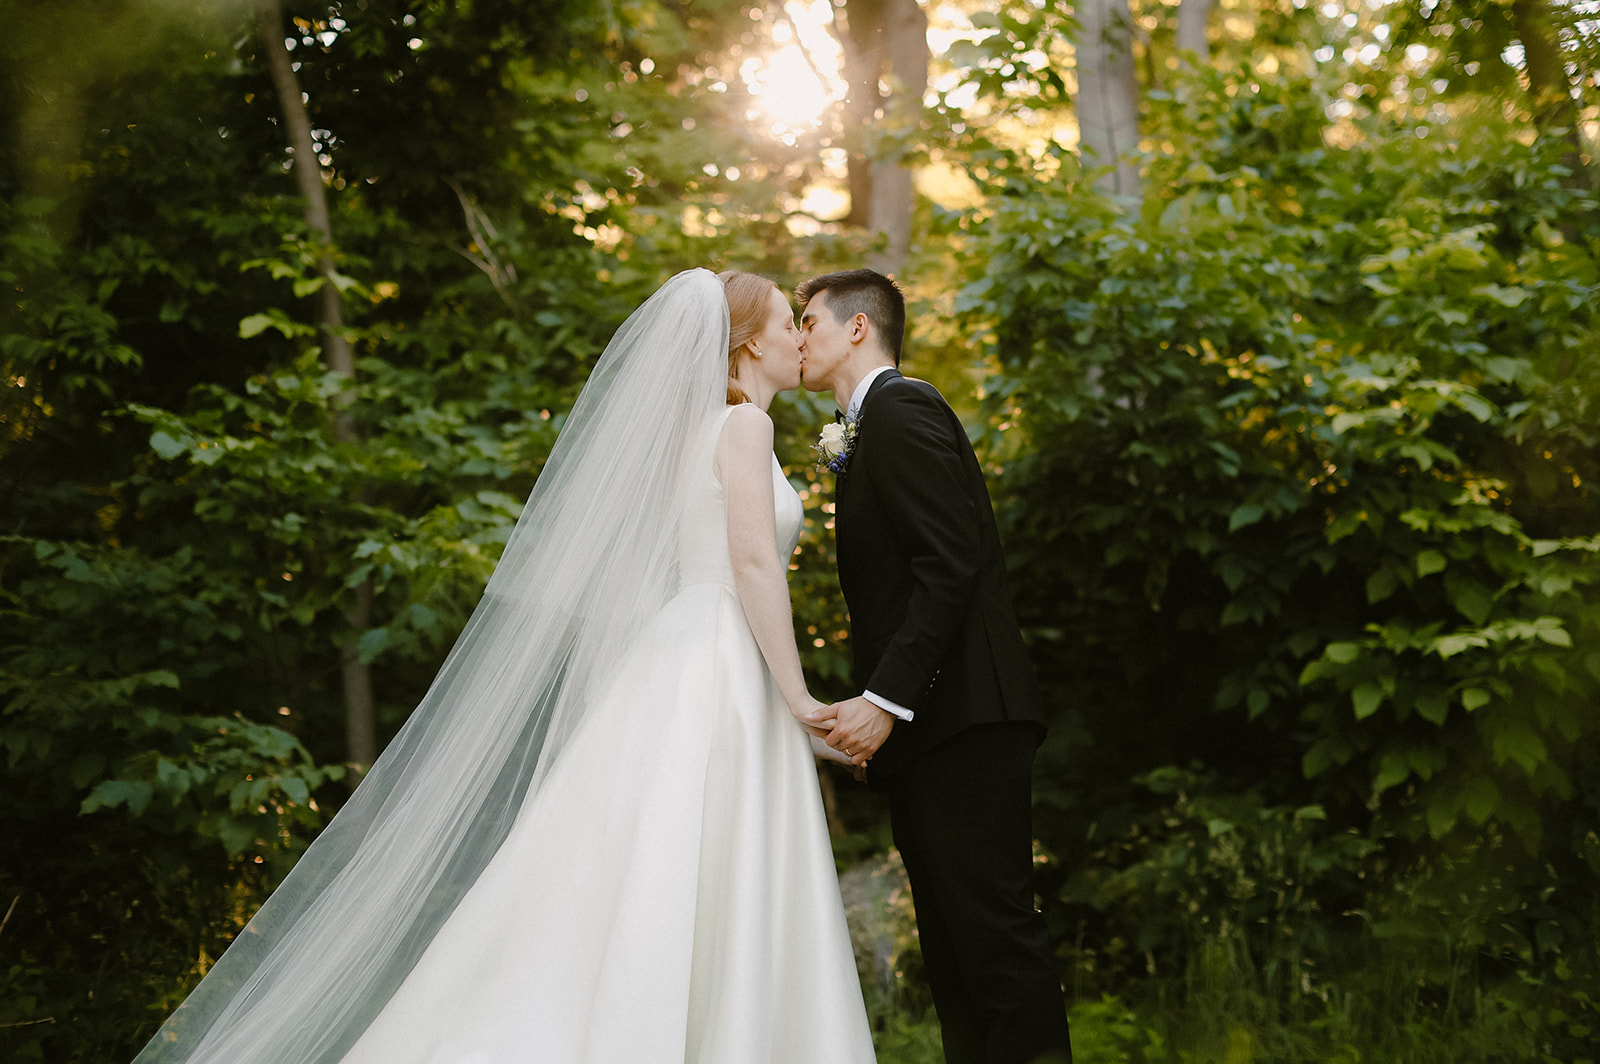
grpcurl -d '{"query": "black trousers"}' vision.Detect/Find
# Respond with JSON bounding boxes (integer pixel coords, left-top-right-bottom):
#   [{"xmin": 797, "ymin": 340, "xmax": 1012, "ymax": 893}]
[{"xmin": 886, "ymin": 722, "xmax": 1072, "ymax": 1064}]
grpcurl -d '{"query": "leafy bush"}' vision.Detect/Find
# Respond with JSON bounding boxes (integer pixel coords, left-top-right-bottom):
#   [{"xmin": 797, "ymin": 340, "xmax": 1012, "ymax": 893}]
[{"xmin": 953, "ymin": 60, "xmax": 1600, "ymax": 1056}]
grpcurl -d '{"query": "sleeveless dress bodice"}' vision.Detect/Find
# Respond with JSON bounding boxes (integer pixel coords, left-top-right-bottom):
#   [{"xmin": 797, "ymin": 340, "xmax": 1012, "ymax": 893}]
[{"xmin": 677, "ymin": 406, "xmax": 804, "ymax": 589}]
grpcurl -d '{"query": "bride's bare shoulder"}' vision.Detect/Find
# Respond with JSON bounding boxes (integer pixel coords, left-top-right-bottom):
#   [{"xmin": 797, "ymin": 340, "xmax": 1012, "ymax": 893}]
[
  {"xmin": 713, "ymin": 403, "xmax": 774, "ymax": 483},
  {"xmin": 720, "ymin": 402, "xmax": 774, "ymax": 444}
]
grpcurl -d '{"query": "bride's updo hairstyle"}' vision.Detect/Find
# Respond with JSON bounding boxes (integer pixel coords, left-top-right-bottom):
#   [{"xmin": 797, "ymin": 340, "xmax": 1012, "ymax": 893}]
[{"xmin": 719, "ymin": 269, "xmax": 778, "ymax": 405}]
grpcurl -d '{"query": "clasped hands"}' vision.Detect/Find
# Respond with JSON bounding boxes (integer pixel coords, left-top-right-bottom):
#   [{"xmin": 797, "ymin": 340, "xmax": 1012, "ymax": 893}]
[{"xmin": 792, "ymin": 695, "xmax": 894, "ymax": 771}]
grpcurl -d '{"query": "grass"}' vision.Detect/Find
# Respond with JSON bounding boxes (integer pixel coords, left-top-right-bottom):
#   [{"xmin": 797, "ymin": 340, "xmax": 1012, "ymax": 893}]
[{"xmin": 869, "ymin": 967, "xmax": 1598, "ymax": 1064}]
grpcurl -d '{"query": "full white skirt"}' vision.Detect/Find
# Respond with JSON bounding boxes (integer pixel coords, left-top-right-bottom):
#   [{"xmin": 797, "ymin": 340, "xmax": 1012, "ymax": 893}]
[{"xmin": 340, "ymin": 582, "xmax": 876, "ymax": 1064}]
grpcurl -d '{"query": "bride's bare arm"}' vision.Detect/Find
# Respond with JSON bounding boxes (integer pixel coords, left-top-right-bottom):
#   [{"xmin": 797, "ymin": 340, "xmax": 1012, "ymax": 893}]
[{"xmin": 717, "ymin": 405, "xmax": 827, "ymax": 725}]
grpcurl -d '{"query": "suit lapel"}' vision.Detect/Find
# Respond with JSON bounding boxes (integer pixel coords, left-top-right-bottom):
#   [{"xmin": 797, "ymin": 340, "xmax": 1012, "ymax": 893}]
[
  {"xmin": 849, "ymin": 368, "xmax": 900, "ymax": 485},
  {"xmin": 833, "ymin": 368, "xmax": 901, "ymax": 517},
  {"xmin": 836, "ymin": 369, "xmax": 900, "ymax": 496}
]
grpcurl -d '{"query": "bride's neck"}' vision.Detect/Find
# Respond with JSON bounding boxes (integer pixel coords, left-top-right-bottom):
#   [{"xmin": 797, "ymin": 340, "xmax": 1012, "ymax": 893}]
[{"xmin": 729, "ymin": 374, "xmax": 775, "ymax": 411}]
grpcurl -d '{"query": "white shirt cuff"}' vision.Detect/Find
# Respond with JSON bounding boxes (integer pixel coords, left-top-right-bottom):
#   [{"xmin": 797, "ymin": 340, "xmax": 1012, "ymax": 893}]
[{"xmin": 862, "ymin": 689, "xmax": 914, "ymax": 722}]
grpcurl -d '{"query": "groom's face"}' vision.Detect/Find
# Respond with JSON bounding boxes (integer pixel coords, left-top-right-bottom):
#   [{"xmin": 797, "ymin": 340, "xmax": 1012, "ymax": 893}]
[{"xmin": 798, "ymin": 291, "xmax": 848, "ymax": 394}]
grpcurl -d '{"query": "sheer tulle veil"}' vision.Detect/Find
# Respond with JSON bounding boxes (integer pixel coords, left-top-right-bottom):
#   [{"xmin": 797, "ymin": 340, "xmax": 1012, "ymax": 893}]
[{"xmin": 133, "ymin": 268, "xmax": 733, "ymax": 1064}]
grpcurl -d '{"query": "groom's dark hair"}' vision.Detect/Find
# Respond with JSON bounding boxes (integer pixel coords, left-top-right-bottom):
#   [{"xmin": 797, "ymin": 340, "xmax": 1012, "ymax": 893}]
[{"xmin": 795, "ymin": 269, "xmax": 905, "ymax": 366}]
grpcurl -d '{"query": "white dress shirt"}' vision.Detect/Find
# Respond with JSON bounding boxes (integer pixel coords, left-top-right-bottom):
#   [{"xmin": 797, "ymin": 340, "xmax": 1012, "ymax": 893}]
[
  {"xmin": 844, "ymin": 364, "xmax": 915, "ymax": 723},
  {"xmin": 846, "ymin": 365, "xmax": 895, "ymax": 421}
]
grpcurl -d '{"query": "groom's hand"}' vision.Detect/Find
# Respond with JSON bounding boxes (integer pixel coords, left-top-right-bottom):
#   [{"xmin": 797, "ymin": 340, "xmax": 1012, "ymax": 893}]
[{"xmin": 808, "ymin": 696, "xmax": 894, "ymax": 766}]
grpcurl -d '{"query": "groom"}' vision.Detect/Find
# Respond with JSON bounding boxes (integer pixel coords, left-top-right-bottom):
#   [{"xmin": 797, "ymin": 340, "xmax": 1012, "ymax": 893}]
[{"xmin": 796, "ymin": 269, "xmax": 1072, "ymax": 1064}]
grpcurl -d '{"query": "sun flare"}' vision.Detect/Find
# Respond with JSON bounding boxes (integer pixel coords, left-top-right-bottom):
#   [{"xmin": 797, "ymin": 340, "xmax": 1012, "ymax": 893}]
[{"xmin": 740, "ymin": 0, "xmax": 845, "ymax": 136}]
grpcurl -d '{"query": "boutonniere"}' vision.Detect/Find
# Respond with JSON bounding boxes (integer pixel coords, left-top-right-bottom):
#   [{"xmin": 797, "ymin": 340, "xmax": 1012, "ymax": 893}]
[{"xmin": 815, "ymin": 416, "xmax": 860, "ymax": 474}]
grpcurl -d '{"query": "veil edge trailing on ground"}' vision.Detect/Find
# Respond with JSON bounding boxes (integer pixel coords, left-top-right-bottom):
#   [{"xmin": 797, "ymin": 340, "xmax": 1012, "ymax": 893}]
[{"xmin": 132, "ymin": 268, "xmax": 732, "ymax": 1064}]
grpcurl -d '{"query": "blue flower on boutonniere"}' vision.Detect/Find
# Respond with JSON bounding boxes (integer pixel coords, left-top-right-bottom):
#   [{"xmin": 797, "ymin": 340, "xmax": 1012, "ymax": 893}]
[{"xmin": 815, "ymin": 416, "xmax": 860, "ymax": 474}]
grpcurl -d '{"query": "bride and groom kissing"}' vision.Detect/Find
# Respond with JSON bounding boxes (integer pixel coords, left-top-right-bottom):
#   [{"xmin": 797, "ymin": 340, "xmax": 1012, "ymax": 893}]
[{"xmin": 131, "ymin": 268, "xmax": 1072, "ymax": 1064}]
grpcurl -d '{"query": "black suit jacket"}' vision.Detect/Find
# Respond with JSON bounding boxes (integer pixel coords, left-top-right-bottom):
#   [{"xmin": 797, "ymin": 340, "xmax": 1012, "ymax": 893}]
[{"xmin": 835, "ymin": 370, "xmax": 1044, "ymax": 783}]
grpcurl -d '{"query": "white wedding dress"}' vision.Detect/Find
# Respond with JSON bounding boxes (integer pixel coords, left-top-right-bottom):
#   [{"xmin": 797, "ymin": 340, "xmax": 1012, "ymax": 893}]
[{"xmin": 339, "ymin": 407, "xmax": 877, "ymax": 1064}]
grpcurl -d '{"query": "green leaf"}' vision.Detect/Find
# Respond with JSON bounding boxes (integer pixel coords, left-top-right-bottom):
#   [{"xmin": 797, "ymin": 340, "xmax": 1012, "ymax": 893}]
[
  {"xmin": 1397, "ymin": 442, "xmax": 1435, "ymax": 471},
  {"xmin": 150, "ymin": 431, "xmax": 187, "ymax": 459},
  {"xmin": 1453, "ymin": 391, "xmax": 1496, "ymax": 422},
  {"xmin": 238, "ymin": 313, "xmax": 276, "ymax": 339},
  {"xmin": 1303, "ymin": 738, "xmax": 1348, "ymax": 778},
  {"xmin": 155, "ymin": 757, "xmax": 190, "ymax": 796},
  {"xmin": 1462, "ymin": 776, "xmax": 1501, "ymax": 824},
  {"xmin": 1415, "ymin": 694, "xmax": 1449, "ymax": 726},
  {"xmin": 1366, "ymin": 567, "xmax": 1398, "ymax": 603},
  {"xmin": 1325, "ymin": 642, "xmax": 1362, "ymax": 664},
  {"xmin": 1433, "ymin": 633, "xmax": 1484, "ymax": 658},
  {"xmin": 357, "ymin": 627, "xmax": 389, "ymax": 665},
  {"xmin": 1228, "ymin": 503, "xmax": 1264, "ymax": 531},
  {"xmin": 1286, "ymin": 630, "xmax": 1321, "ymax": 658},
  {"xmin": 1445, "ymin": 575, "xmax": 1494, "ymax": 625},
  {"xmin": 1352, "ymin": 682, "xmax": 1383, "ymax": 720},
  {"xmin": 1492, "ymin": 721, "xmax": 1547, "ymax": 772},
  {"xmin": 238, "ymin": 309, "xmax": 311, "ymax": 339},
  {"xmin": 216, "ymin": 817, "xmax": 257, "ymax": 857},
  {"xmin": 282, "ymin": 777, "xmax": 310, "ymax": 806},
  {"xmin": 1206, "ymin": 818, "xmax": 1235, "ymax": 838},
  {"xmin": 1298, "ymin": 660, "xmax": 1335, "ymax": 685},
  {"xmin": 1331, "ymin": 412, "xmax": 1364, "ymax": 434},
  {"xmin": 1460, "ymin": 687, "xmax": 1491, "ymax": 711},
  {"xmin": 1535, "ymin": 623, "xmax": 1572, "ymax": 647},
  {"xmin": 1373, "ymin": 750, "xmax": 1409, "ymax": 793},
  {"xmin": 1483, "ymin": 356, "xmax": 1525, "ymax": 383},
  {"xmin": 1472, "ymin": 283, "xmax": 1528, "ymax": 307},
  {"xmin": 80, "ymin": 779, "xmax": 154, "ymax": 816},
  {"xmin": 1416, "ymin": 550, "xmax": 1447, "ymax": 577},
  {"xmin": 1219, "ymin": 600, "xmax": 1254, "ymax": 626}
]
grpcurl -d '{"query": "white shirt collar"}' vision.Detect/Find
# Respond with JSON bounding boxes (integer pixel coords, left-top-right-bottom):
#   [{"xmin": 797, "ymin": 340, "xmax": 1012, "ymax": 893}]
[{"xmin": 847, "ymin": 365, "xmax": 896, "ymax": 421}]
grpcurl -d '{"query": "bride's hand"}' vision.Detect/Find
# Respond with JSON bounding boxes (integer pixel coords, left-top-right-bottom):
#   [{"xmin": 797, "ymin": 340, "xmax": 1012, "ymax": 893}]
[
  {"xmin": 790, "ymin": 694, "xmax": 834, "ymax": 738},
  {"xmin": 809, "ymin": 733, "xmax": 858, "ymax": 768}
]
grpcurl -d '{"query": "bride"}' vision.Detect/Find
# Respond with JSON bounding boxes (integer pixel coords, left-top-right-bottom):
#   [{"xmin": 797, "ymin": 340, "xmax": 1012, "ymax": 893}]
[{"xmin": 133, "ymin": 269, "xmax": 878, "ymax": 1064}]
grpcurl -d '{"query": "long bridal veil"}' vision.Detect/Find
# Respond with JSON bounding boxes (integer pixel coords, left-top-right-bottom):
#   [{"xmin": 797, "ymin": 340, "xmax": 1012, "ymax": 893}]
[{"xmin": 134, "ymin": 269, "xmax": 732, "ymax": 1064}]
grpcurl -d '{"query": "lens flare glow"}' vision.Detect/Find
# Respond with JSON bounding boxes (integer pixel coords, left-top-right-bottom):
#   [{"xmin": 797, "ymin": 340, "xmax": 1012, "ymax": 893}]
[{"xmin": 740, "ymin": 0, "xmax": 845, "ymax": 133}]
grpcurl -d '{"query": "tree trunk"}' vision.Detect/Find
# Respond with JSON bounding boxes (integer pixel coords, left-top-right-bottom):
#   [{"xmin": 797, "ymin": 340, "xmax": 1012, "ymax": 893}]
[
  {"xmin": 829, "ymin": 0, "xmax": 928, "ymax": 274},
  {"xmin": 1176, "ymin": 0, "xmax": 1215, "ymax": 64},
  {"xmin": 1075, "ymin": 0, "xmax": 1143, "ymax": 200},
  {"xmin": 1510, "ymin": 0, "xmax": 1586, "ymax": 181},
  {"xmin": 256, "ymin": 0, "xmax": 376, "ymax": 769},
  {"xmin": 834, "ymin": 0, "xmax": 880, "ymax": 231}
]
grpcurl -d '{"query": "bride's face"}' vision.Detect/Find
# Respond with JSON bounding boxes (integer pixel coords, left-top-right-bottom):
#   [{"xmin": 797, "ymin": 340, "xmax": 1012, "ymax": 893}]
[{"xmin": 744, "ymin": 286, "xmax": 803, "ymax": 392}]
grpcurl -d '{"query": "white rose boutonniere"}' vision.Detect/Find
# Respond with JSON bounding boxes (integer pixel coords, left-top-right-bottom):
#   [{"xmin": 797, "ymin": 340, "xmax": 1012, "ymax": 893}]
[{"xmin": 815, "ymin": 417, "xmax": 859, "ymax": 474}]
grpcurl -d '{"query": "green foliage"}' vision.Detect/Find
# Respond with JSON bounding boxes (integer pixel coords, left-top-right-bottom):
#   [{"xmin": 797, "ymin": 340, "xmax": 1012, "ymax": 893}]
[
  {"xmin": 1061, "ymin": 769, "xmax": 1368, "ymax": 988},
  {"xmin": 870, "ymin": 995, "xmax": 1170, "ymax": 1064},
  {"xmin": 954, "ymin": 53, "xmax": 1600, "ymax": 1060}
]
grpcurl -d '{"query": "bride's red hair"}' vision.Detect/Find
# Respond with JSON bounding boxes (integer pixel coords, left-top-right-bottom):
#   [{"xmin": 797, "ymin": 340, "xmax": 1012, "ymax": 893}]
[{"xmin": 718, "ymin": 269, "xmax": 777, "ymax": 406}]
